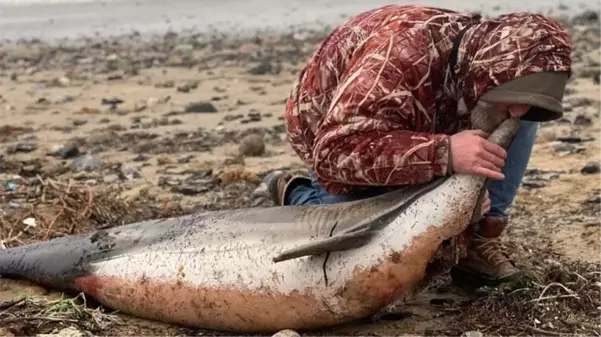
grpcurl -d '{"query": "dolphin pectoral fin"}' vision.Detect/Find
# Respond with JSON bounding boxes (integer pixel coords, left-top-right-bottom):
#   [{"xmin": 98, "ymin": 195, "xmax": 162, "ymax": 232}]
[{"xmin": 272, "ymin": 230, "xmax": 375, "ymax": 263}]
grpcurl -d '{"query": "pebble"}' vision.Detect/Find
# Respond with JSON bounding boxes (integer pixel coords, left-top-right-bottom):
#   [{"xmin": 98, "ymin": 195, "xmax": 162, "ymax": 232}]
[
  {"xmin": 53, "ymin": 76, "xmax": 70, "ymax": 87},
  {"xmin": 463, "ymin": 331, "xmax": 483, "ymax": 337},
  {"xmin": 581, "ymin": 162, "xmax": 600, "ymax": 175},
  {"xmin": 70, "ymin": 154, "xmax": 104, "ymax": 172},
  {"xmin": 176, "ymin": 80, "xmax": 199, "ymax": 93},
  {"xmin": 574, "ymin": 115, "xmax": 592, "ymax": 126},
  {"xmin": 239, "ymin": 134, "xmax": 266, "ymax": 157},
  {"xmin": 248, "ymin": 60, "xmax": 281, "ymax": 75},
  {"xmin": 155, "ymin": 80, "xmax": 175, "ymax": 88},
  {"xmin": 272, "ymin": 329, "xmax": 300, "ymax": 337},
  {"xmin": 171, "ymin": 184, "xmax": 210, "ymax": 195},
  {"xmin": 103, "ymin": 174, "xmax": 120, "ymax": 183},
  {"xmin": 36, "ymin": 326, "xmax": 85, "ymax": 337},
  {"xmin": 72, "ymin": 119, "xmax": 87, "ymax": 126},
  {"xmin": 185, "ymin": 101, "xmax": 218, "ymax": 113},
  {"xmin": 101, "ymin": 97, "xmax": 124, "ymax": 109},
  {"xmin": 120, "ymin": 164, "xmax": 141, "ymax": 180},
  {"xmin": 57, "ymin": 144, "xmax": 80, "ymax": 159},
  {"xmin": 571, "ymin": 9, "xmax": 599, "ymax": 25},
  {"xmin": 6, "ymin": 142, "xmax": 38, "ymax": 154}
]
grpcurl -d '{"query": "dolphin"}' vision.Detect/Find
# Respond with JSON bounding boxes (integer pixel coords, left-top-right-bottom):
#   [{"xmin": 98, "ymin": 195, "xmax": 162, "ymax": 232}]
[{"xmin": 0, "ymin": 118, "xmax": 520, "ymax": 333}]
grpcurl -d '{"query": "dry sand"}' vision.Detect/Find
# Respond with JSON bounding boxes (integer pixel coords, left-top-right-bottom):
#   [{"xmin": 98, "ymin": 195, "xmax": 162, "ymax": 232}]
[{"xmin": 0, "ymin": 5, "xmax": 599, "ymax": 337}]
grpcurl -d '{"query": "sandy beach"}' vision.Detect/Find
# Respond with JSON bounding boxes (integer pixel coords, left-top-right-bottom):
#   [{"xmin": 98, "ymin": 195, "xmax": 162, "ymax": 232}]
[{"xmin": 0, "ymin": 1, "xmax": 599, "ymax": 336}]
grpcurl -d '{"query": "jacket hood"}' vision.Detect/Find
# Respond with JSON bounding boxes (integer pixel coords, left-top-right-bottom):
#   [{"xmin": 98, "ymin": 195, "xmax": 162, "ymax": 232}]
[{"xmin": 453, "ymin": 12, "xmax": 572, "ymax": 120}]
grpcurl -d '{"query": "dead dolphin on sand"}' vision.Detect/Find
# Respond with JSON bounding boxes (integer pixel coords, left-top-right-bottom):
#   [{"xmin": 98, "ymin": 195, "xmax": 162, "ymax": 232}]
[{"xmin": 0, "ymin": 118, "xmax": 520, "ymax": 333}]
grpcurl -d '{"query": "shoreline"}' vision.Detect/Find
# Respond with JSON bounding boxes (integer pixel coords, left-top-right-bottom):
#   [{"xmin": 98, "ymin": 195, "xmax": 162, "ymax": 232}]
[{"xmin": 0, "ymin": 1, "xmax": 599, "ymax": 43}]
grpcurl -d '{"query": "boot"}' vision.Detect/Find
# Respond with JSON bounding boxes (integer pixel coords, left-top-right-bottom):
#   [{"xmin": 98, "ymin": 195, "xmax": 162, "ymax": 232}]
[
  {"xmin": 451, "ymin": 216, "xmax": 522, "ymax": 287},
  {"xmin": 258, "ymin": 170, "xmax": 312, "ymax": 206}
]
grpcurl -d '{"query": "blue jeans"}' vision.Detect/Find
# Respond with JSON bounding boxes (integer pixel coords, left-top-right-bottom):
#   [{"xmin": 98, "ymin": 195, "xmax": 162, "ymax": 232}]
[{"xmin": 287, "ymin": 121, "xmax": 538, "ymax": 217}]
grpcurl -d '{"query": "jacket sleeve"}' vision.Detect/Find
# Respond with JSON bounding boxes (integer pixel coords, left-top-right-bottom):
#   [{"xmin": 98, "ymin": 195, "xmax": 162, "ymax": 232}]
[{"xmin": 312, "ymin": 32, "xmax": 451, "ymax": 187}]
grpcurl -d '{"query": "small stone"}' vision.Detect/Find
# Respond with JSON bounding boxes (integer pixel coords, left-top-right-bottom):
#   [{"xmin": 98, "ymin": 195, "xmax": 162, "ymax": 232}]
[
  {"xmin": 101, "ymin": 97, "xmax": 124, "ymax": 109},
  {"xmin": 581, "ymin": 162, "xmax": 600, "ymax": 175},
  {"xmin": 52, "ymin": 76, "xmax": 70, "ymax": 87},
  {"xmin": 6, "ymin": 142, "xmax": 38, "ymax": 154},
  {"xmin": 574, "ymin": 115, "xmax": 592, "ymax": 126},
  {"xmin": 103, "ymin": 174, "xmax": 120, "ymax": 183},
  {"xmin": 171, "ymin": 184, "xmax": 210, "ymax": 195},
  {"xmin": 177, "ymin": 80, "xmax": 199, "ymax": 93},
  {"xmin": 70, "ymin": 154, "xmax": 104, "ymax": 172},
  {"xmin": 185, "ymin": 101, "xmax": 218, "ymax": 113},
  {"xmin": 571, "ymin": 9, "xmax": 599, "ymax": 25},
  {"xmin": 557, "ymin": 136, "xmax": 585, "ymax": 143},
  {"xmin": 58, "ymin": 144, "xmax": 80, "ymax": 159},
  {"xmin": 72, "ymin": 119, "xmax": 87, "ymax": 126},
  {"xmin": 463, "ymin": 331, "xmax": 483, "ymax": 337},
  {"xmin": 133, "ymin": 154, "xmax": 149, "ymax": 162},
  {"xmin": 248, "ymin": 111, "xmax": 262, "ymax": 122},
  {"xmin": 37, "ymin": 326, "xmax": 85, "ymax": 337},
  {"xmin": 155, "ymin": 80, "xmax": 175, "ymax": 88},
  {"xmin": 120, "ymin": 164, "xmax": 141, "ymax": 180},
  {"xmin": 554, "ymin": 143, "xmax": 575, "ymax": 153},
  {"xmin": 248, "ymin": 60, "xmax": 281, "ymax": 75},
  {"xmin": 74, "ymin": 107, "xmax": 101, "ymax": 115},
  {"xmin": 0, "ymin": 328, "xmax": 14, "ymax": 337},
  {"xmin": 272, "ymin": 329, "xmax": 300, "ymax": 337},
  {"xmin": 239, "ymin": 134, "xmax": 266, "ymax": 157},
  {"xmin": 543, "ymin": 258, "xmax": 562, "ymax": 267}
]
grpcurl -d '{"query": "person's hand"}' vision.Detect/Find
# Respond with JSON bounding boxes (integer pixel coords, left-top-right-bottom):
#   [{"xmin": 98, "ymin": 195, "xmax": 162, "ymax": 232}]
[
  {"xmin": 449, "ymin": 130, "xmax": 507, "ymax": 180},
  {"xmin": 481, "ymin": 190, "xmax": 490, "ymax": 215}
]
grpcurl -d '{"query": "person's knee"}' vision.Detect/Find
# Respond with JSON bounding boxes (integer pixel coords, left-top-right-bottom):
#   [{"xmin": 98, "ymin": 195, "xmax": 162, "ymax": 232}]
[{"xmin": 286, "ymin": 185, "xmax": 322, "ymax": 205}]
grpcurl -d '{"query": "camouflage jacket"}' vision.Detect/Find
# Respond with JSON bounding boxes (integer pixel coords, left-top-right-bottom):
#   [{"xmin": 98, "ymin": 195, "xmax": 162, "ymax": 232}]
[{"xmin": 284, "ymin": 5, "xmax": 571, "ymax": 195}]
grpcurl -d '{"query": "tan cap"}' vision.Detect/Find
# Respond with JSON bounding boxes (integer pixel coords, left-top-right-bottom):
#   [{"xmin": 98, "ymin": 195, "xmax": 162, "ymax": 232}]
[{"xmin": 480, "ymin": 71, "xmax": 569, "ymax": 122}]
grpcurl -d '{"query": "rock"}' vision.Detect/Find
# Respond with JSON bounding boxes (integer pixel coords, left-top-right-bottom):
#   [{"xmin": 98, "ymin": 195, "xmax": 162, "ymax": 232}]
[
  {"xmin": 74, "ymin": 106, "xmax": 101, "ymax": 115},
  {"xmin": 155, "ymin": 80, "xmax": 175, "ymax": 88},
  {"xmin": 574, "ymin": 115, "xmax": 592, "ymax": 126},
  {"xmin": 556, "ymin": 136, "xmax": 594, "ymax": 143},
  {"xmin": 567, "ymin": 97, "xmax": 593, "ymax": 108},
  {"xmin": 239, "ymin": 134, "xmax": 266, "ymax": 157},
  {"xmin": 248, "ymin": 60, "xmax": 281, "ymax": 75},
  {"xmin": 171, "ymin": 184, "xmax": 210, "ymax": 195},
  {"xmin": 72, "ymin": 119, "xmax": 87, "ymax": 126},
  {"xmin": 272, "ymin": 329, "xmax": 300, "ymax": 337},
  {"xmin": 57, "ymin": 144, "xmax": 80, "ymax": 159},
  {"xmin": 177, "ymin": 80, "xmax": 199, "ymax": 93},
  {"xmin": 554, "ymin": 143, "xmax": 575, "ymax": 153},
  {"xmin": 584, "ymin": 195, "xmax": 601, "ymax": 205},
  {"xmin": 103, "ymin": 174, "xmax": 120, "ymax": 183},
  {"xmin": 133, "ymin": 154, "xmax": 149, "ymax": 162},
  {"xmin": 37, "ymin": 326, "xmax": 85, "ymax": 337},
  {"xmin": 56, "ymin": 95, "xmax": 75, "ymax": 104},
  {"xmin": 173, "ymin": 43, "xmax": 194, "ymax": 54},
  {"xmin": 185, "ymin": 101, "xmax": 218, "ymax": 113},
  {"xmin": 248, "ymin": 111, "xmax": 262, "ymax": 122},
  {"xmin": 462, "ymin": 331, "xmax": 483, "ymax": 337},
  {"xmin": 0, "ymin": 328, "xmax": 14, "ymax": 337},
  {"xmin": 571, "ymin": 9, "xmax": 599, "ymax": 25},
  {"xmin": 120, "ymin": 164, "xmax": 141, "ymax": 180},
  {"xmin": 70, "ymin": 154, "xmax": 104, "ymax": 172},
  {"xmin": 6, "ymin": 142, "xmax": 38, "ymax": 154},
  {"xmin": 223, "ymin": 114, "xmax": 244, "ymax": 122},
  {"xmin": 101, "ymin": 97, "xmax": 124, "ymax": 109},
  {"xmin": 581, "ymin": 162, "xmax": 600, "ymax": 175}
]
